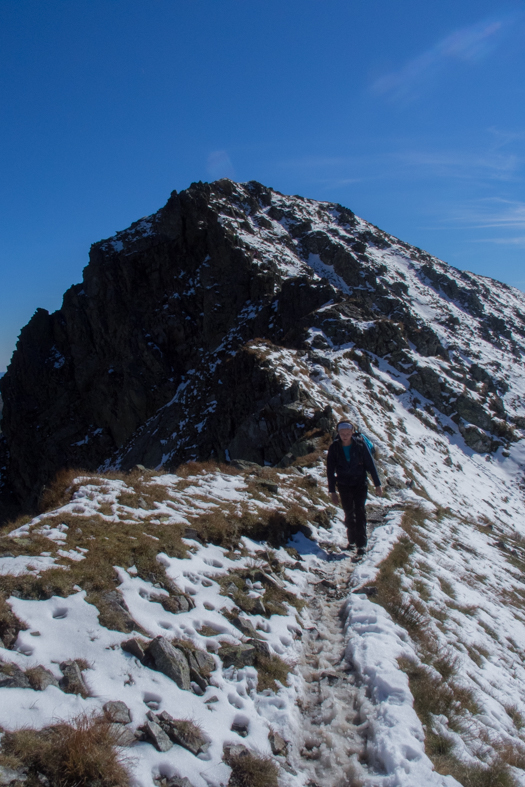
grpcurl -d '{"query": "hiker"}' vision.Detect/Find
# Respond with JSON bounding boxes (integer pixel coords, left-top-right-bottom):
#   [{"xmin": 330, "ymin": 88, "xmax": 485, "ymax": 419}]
[{"xmin": 326, "ymin": 420, "xmax": 382, "ymax": 555}]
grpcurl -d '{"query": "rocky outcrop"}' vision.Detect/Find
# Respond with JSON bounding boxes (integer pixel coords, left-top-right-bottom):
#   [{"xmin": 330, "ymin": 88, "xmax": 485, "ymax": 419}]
[{"xmin": 1, "ymin": 178, "xmax": 524, "ymax": 515}]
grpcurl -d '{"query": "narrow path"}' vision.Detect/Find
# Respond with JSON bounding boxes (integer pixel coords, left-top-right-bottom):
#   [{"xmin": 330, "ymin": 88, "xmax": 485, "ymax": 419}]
[{"xmin": 290, "ymin": 553, "xmax": 374, "ymax": 787}]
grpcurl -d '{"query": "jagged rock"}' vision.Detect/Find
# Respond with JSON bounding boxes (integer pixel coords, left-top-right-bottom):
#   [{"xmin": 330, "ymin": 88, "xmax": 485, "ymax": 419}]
[
  {"xmin": 231, "ymin": 615, "xmax": 258, "ymax": 638},
  {"xmin": 1, "ymin": 178, "xmax": 523, "ymax": 515},
  {"xmin": 140, "ymin": 720, "xmax": 173, "ymax": 752},
  {"xmin": 59, "ymin": 660, "xmax": 88, "ymax": 695},
  {"xmin": 103, "ymin": 700, "xmax": 132, "ymax": 724},
  {"xmin": 148, "ymin": 711, "xmax": 210, "ymax": 755},
  {"xmin": 100, "ymin": 591, "xmax": 136, "ymax": 632},
  {"xmin": 247, "ymin": 637, "xmax": 271, "ymax": 657},
  {"xmin": 0, "ymin": 663, "xmax": 30, "ymax": 689},
  {"xmin": 121, "ymin": 637, "xmax": 149, "ymax": 661},
  {"xmin": 218, "ymin": 643, "xmax": 257, "ymax": 668},
  {"xmin": 223, "ymin": 743, "xmax": 250, "ymax": 761},
  {"xmin": 252, "ymin": 598, "xmax": 266, "ymax": 615},
  {"xmin": 144, "ymin": 636, "xmax": 191, "ymax": 691},
  {"xmin": 26, "ymin": 666, "xmax": 59, "ymax": 690},
  {"xmin": 231, "ymin": 719, "xmax": 249, "ymax": 737},
  {"xmin": 151, "ymin": 592, "xmax": 195, "ymax": 614},
  {"xmin": 0, "ymin": 765, "xmax": 28, "ymax": 785},
  {"xmin": 459, "ymin": 423, "xmax": 492, "ymax": 453},
  {"xmin": 269, "ymin": 729, "xmax": 288, "ymax": 756}
]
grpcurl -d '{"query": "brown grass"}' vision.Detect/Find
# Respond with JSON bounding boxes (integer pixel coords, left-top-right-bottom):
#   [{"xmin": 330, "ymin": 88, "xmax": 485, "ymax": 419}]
[
  {"xmin": 0, "ymin": 713, "xmax": 130, "ymax": 786},
  {"xmin": 225, "ymin": 750, "xmax": 279, "ymax": 787},
  {"xmin": 0, "ymin": 510, "xmax": 187, "ymax": 633},
  {"xmin": 255, "ymin": 653, "xmax": 290, "ymax": 692}
]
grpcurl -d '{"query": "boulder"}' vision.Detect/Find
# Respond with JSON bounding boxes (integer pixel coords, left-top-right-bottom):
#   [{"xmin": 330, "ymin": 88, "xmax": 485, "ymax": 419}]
[
  {"xmin": 140, "ymin": 720, "xmax": 173, "ymax": 752},
  {"xmin": 121, "ymin": 637, "xmax": 149, "ymax": 661},
  {"xmin": 218, "ymin": 643, "xmax": 257, "ymax": 669},
  {"xmin": 103, "ymin": 700, "xmax": 132, "ymax": 724},
  {"xmin": 59, "ymin": 660, "xmax": 88, "ymax": 695},
  {"xmin": 230, "ymin": 615, "xmax": 258, "ymax": 639},
  {"xmin": 26, "ymin": 666, "xmax": 59, "ymax": 691},
  {"xmin": 269, "ymin": 729, "xmax": 288, "ymax": 756},
  {"xmin": 148, "ymin": 711, "xmax": 210, "ymax": 755},
  {"xmin": 0, "ymin": 664, "xmax": 30, "ymax": 689},
  {"xmin": 144, "ymin": 637, "xmax": 191, "ymax": 691}
]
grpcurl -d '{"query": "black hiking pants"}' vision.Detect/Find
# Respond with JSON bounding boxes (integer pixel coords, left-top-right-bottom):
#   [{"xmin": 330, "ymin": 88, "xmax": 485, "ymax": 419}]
[{"xmin": 337, "ymin": 483, "xmax": 368, "ymax": 548}]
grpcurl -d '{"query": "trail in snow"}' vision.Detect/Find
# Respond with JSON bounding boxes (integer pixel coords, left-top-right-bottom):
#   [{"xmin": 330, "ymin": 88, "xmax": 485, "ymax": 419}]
[{"xmin": 291, "ymin": 553, "xmax": 371, "ymax": 787}]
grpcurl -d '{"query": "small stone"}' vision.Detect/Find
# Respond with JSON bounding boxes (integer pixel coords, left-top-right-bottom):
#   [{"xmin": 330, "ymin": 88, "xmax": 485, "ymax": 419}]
[
  {"xmin": 231, "ymin": 720, "xmax": 249, "ymax": 737},
  {"xmin": 223, "ymin": 742, "xmax": 250, "ymax": 761},
  {"xmin": 0, "ymin": 664, "xmax": 30, "ymax": 689},
  {"xmin": 144, "ymin": 637, "xmax": 191, "ymax": 691},
  {"xmin": 183, "ymin": 527, "xmax": 200, "ymax": 541},
  {"xmin": 269, "ymin": 729, "xmax": 288, "ymax": 756},
  {"xmin": 253, "ymin": 598, "xmax": 266, "ymax": 615},
  {"xmin": 59, "ymin": 660, "xmax": 88, "ymax": 695},
  {"xmin": 121, "ymin": 637, "xmax": 148, "ymax": 661},
  {"xmin": 226, "ymin": 583, "xmax": 238, "ymax": 595},
  {"xmin": 0, "ymin": 765, "xmax": 28, "ymax": 784},
  {"xmin": 103, "ymin": 700, "xmax": 132, "ymax": 724},
  {"xmin": 218, "ymin": 643, "xmax": 257, "ymax": 668},
  {"xmin": 27, "ymin": 666, "xmax": 59, "ymax": 691},
  {"xmin": 231, "ymin": 616, "xmax": 258, "ymax": 638},
  {"xmin": 141, "ymin": 720, "xmax": 173, "ymax": 752},
  {"xmin": 150, "ymin": 711, "xmax": 210, "ymax": 755},
  {"xmin": 248, "ymin": 637, "xmax": 270, "ymax": 657}
]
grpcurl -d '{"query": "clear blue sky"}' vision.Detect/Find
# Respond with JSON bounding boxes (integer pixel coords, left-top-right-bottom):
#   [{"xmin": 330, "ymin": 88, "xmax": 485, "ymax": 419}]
[{"xmin": 1, "ymin": 0, "xmax": 525, "ymax": 371}]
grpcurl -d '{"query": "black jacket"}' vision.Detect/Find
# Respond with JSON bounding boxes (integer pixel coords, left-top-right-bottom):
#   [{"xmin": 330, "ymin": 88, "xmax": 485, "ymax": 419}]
[{"xmin": 326, "ymin": 434, "xmax": 381, "ymax": 492}]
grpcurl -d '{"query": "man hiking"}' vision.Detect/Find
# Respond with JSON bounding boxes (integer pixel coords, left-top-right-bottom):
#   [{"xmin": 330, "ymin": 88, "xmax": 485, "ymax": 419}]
[{"xmin": 327, "ymin": 420, "xmax": 382, "ymax": 556}]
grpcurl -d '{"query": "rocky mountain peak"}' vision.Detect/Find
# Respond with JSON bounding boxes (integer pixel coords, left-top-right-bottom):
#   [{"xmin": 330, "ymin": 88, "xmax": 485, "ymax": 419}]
[{"xmin": 1, "ymin": 178, "xmax": 524, "ymax": 514}]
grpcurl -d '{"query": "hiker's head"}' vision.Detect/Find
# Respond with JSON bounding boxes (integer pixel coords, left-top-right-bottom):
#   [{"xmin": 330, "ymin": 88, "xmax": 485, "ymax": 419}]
[{"xmin": 337, "ymin": 420, "xmax": 354, "ymax": 445}]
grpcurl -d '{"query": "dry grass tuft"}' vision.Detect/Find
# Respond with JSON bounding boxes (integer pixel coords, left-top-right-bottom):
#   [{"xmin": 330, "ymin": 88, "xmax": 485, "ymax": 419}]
[
  {"xmin": 255, "ymin": 653, "xmax": 290, "ymax": 692},
  {"xmin": 0, "ymin": 511, "xmax": 188, "ymax": 633},
  {"xmin": 0, "ymin": 592, "xmax": 27, "ymax": 648},
  {"xmin": 225, "ymin": 749, "xmax": 279, "ymax": 787},
  {"xmin": 0, "ymin": 713, "xmax": 130, "ymax": 786}
]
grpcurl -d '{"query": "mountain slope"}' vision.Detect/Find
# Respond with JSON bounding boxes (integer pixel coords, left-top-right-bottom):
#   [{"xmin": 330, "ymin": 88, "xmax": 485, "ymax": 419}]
[
  {"xmin": 1, "ymin": 179, "xmax": 524, "ymax": 512},
  {"xmin": 1, "ymin": 180, "xmax": 525, "ymax": 785}
]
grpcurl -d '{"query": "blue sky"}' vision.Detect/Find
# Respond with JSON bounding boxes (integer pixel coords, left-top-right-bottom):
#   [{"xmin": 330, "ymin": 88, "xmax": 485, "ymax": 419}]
[{"xmin": 1, "ymin": 0, "xmax": 525, "ymax": 371}]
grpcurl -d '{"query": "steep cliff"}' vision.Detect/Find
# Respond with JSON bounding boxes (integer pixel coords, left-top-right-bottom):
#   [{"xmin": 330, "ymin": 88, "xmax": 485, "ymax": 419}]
[{"xmin": 1, "ymin": 179, "xmax": 524, "ymax": 513}]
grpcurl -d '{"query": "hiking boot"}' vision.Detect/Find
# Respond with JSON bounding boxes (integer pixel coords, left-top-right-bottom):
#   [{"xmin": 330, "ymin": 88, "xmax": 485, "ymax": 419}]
[{"xmin": 357, "ymin": 547, "xmax": 366, "ymax": 556}]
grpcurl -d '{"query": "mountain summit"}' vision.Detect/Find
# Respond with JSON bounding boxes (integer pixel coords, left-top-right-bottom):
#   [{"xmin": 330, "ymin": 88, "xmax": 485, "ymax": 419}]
[{"xmin": 1, "ymin": 179, "xmax": 524, "ymax": 512}]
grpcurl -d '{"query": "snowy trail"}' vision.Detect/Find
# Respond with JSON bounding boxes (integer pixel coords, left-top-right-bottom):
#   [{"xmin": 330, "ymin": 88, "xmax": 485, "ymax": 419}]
[{"xmin": 291, "ymin": 554, "xmax": 373, "ymax": 786}]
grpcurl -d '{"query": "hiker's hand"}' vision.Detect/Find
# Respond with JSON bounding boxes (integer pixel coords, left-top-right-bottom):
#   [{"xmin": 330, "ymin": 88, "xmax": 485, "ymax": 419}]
[
  {"xmin": 375, "ymin": 486, "xmax": 383, "ymax": 497},
  {"xmin": 330, "ymin": 492, "xmax": 339, "ymax": 506}
]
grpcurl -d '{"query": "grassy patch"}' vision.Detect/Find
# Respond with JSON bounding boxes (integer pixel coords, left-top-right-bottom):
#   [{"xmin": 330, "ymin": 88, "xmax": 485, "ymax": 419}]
[
  {"xmin": 0, "ymin": 510, "xmax": 188, "ymax": 634},
  {"xmin": 224, "ymin": 749, "xmax": 279, "ymax": 787},
  {"xmin": 255, "ymin": 653, "xmax": 290, "ymax": 692},
  {"xmin": 0, "ymin": 713, "xmax": 130, "ymax": 786}
]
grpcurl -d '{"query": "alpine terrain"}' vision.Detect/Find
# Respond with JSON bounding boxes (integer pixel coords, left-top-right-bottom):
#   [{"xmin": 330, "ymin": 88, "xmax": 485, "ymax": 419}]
[{"xmin": 0, "ymin": 179, "xmax": 524, "ymax": 787}]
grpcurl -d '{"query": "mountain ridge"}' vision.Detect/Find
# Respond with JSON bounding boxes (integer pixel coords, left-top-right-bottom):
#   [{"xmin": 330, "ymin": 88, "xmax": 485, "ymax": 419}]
[{"xmin": 0, "ymin": 178, "xmax": 524, "ymax": 516}]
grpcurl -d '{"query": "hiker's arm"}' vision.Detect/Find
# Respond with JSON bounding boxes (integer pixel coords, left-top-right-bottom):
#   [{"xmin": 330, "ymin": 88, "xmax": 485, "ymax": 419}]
[
  {"xmin": 327, "ymin": 445, "xmax": 338, "ymax": 504},
  {"xmin": 363, "ymin": 442, "xmax": 381, "ymax": 488}
]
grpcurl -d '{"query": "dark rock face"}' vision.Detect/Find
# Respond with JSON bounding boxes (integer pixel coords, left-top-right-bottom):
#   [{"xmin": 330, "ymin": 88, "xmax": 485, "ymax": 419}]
[{"xmin": 1, "ymin": 178, "xmax": 524, "ymax": 514}]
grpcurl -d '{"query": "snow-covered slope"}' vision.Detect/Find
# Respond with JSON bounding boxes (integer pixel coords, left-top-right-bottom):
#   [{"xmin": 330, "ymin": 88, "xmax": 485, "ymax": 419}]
[
  {"xmin": 1, "ymin": 180, "xmax": 525, "ymax": 786},
  {"xmin": 2, "ymin": 179, "xmax": 524, "ymax": 510}
]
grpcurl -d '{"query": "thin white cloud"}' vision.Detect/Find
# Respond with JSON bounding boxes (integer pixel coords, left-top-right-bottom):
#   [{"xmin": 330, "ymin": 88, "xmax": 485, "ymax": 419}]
[
  {"xmin": 373, "ymin": 11, "xmax": 521, "ymax": 102},
  {"xmin": 207, "ymin": 150, "xmax": 235, "ymax": 180},
  {"xmin": 451, "ymin": 198, "xmax": 525, "ymax": 229}
]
